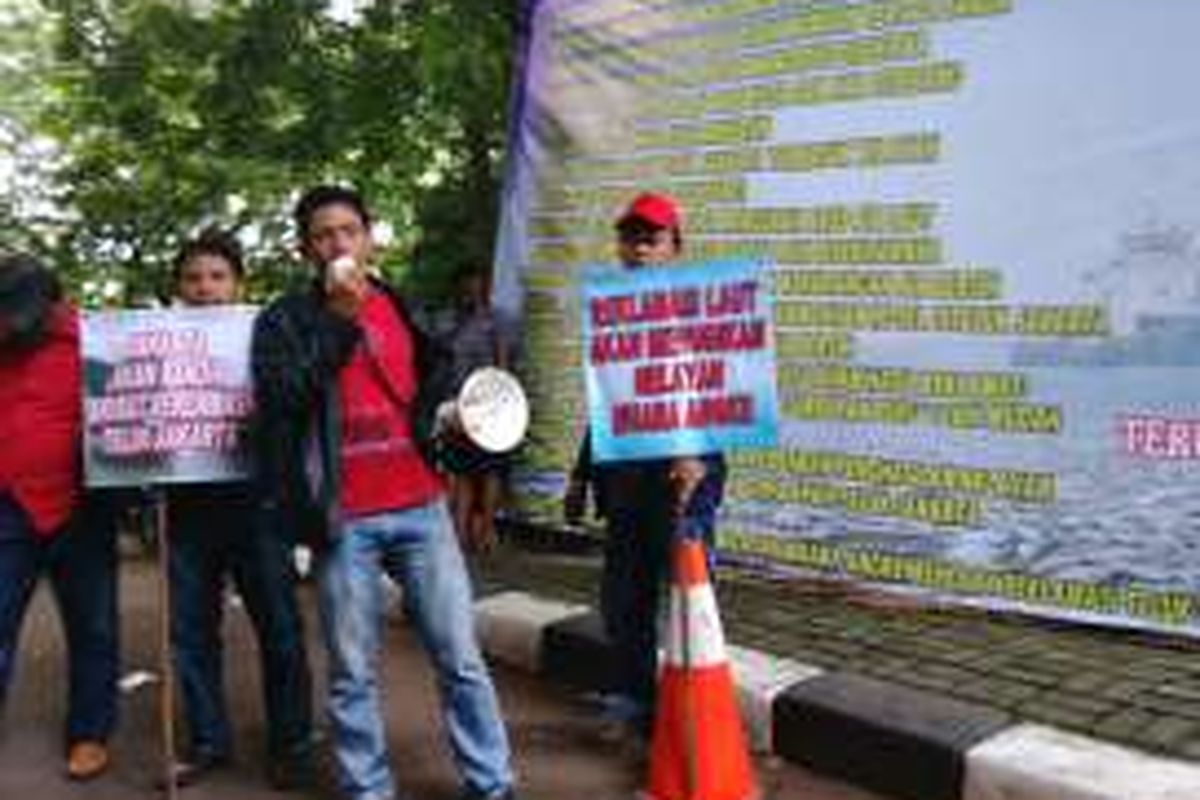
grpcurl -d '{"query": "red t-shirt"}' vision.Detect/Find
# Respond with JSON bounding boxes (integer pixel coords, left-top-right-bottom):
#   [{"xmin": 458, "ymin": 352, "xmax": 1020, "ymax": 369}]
[
  {"xmin": 337, "ymin": 290, "xmax": 443, "ymax": 517},
  {"xmin": 0, "ymin": 304, "xmax": 81, "ymax": 536}
]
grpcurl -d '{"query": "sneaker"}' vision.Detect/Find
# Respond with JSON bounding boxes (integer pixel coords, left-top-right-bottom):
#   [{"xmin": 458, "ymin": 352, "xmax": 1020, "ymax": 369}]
[
  {"xmin": 596, "ymin": 693, "xmax": 648, "ymax": 726},
  {"xmin": 595, "ymin": 717, "xmax": 626, "ymax": 744},
  {"xmin": 156, "ymin": 750, "xmax": 230, "ymax": 790},
  {"xmin": 66, "ymin": 740, "xmax": 110, "ymax": 781},
  {"xmin": 267, "ymin": 751, "xmax": 316, "ymax": 791},
  {"xmin": 594, "ymin": 693, "xmax": 651, "ymax": 746}
]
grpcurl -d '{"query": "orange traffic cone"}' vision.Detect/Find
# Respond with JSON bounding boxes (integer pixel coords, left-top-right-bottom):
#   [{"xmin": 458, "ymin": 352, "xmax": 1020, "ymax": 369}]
[{"xmin": 644, "ymin": 538, "xmax": 758, "ymax": 800}]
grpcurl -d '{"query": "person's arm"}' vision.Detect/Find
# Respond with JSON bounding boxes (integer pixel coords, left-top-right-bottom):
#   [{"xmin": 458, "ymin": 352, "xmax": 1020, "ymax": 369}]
[
  {"xmin": 562, "ymin": 431, "xmax": 592, "ymax": 524},
  {"xmin": 490, "ymin": 310, "xmax": 511, "ymax": 371},
  {"xmin": 251, "ymin": 296, "xmax": 360, "ymax": 421},
  {"xmin": 493, "ymin": 336, "xmax": 509, "ymax": 372}
]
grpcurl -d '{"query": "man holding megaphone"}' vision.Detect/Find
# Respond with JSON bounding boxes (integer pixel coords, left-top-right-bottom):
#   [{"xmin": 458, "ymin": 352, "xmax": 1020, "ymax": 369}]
[{"xmin": 251, "ymin": 186, "xmax": 519, "ymax": 800}]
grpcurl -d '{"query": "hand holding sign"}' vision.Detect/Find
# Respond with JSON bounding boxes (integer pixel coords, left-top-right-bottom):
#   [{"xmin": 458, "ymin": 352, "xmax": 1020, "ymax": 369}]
[{"xmin": 668, "ymin": 456, "xmax": 707, "ymax": 515}]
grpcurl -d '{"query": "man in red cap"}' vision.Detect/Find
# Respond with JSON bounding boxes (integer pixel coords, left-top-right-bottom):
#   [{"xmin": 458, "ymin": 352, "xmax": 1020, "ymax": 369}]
[
  {"xmin": 616, "ymin": 192, "xmax": 682, "ymax": 235},
  {"xmin": 564, "ymin": 192, "xmax": 727, "ymax": 748}
]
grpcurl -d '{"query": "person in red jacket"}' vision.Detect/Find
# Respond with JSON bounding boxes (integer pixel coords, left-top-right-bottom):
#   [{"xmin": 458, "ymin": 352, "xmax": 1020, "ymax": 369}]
[{"xmin": 0, "ymin": 253, "xmax": 119, "ymax": 781}]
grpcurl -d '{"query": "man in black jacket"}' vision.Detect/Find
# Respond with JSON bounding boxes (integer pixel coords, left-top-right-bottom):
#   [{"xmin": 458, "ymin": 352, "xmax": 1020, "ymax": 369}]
[{"xmin": 252, "ymin": 186, "xmax": 517, "ymax": 800}]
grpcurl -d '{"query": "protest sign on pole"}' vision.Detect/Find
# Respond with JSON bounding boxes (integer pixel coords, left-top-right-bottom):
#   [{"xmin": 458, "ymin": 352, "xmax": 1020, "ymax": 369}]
[
  {"xmin": 81, "ymin": 304, "xmax": 259, "ymax": 797},
  {"xmin": 81, "ymin": 305, "xmax": 257, "ymax": 488}
]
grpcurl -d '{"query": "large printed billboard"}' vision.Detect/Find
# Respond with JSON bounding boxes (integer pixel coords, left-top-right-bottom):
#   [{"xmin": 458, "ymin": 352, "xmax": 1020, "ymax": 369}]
[{"xmin": 494, "ymin": 0, "xmax": 1200, "ymax": 632}]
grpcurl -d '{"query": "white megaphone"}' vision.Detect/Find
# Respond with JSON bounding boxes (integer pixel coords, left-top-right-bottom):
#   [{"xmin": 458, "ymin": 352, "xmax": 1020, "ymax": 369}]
[{"xmin": 439, "ymin": 366, "xmax": 529, "ymax": 454}]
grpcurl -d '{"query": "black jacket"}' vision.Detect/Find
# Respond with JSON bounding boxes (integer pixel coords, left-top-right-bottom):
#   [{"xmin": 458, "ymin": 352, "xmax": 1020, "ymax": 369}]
[
  {"xmin": 250, "ymin": 278, "xmax": 453, "ymax": 547},
  {"xmin": 569, "ymin": 431, "xmax": 726, "ymax": 525}
]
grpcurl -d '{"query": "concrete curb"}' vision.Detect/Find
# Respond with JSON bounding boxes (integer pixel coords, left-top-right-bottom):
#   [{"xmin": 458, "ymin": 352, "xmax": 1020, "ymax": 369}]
[
  {"xmin": 473, "ymin": 590, "xmax": 1200, "ymax": 800},
  {"xmin": 963, "ymin": 724, "xmax": 1200, "ymax": 800}
]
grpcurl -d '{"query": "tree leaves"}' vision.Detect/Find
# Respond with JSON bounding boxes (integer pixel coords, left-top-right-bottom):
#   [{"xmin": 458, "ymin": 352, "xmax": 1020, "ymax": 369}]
[{"xmin": 3, "ymin": 0, "xmax": 516, "ymax": 304}]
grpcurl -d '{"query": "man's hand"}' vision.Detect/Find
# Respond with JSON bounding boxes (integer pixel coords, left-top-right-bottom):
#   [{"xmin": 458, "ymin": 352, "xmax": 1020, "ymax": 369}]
[
  {"xmin": 563, "ymin": 476, "xmax": 588, "ymax": 525},
  {"xmin": 434, "ymin": 400, "xmax": 463, "ymax": 438},
  {"xmin": 324, "ymin": 257, "xmax": 369, "ymax": 319},
  {"xmin": 668, "ymin": 456, "xmax": 706, "ymax": 516}
]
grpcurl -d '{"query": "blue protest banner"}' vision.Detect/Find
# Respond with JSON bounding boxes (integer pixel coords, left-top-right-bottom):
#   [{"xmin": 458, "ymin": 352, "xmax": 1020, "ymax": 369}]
[{"xmin": 582, "ymin": 258, "xmax": 778, "ymax": 462}]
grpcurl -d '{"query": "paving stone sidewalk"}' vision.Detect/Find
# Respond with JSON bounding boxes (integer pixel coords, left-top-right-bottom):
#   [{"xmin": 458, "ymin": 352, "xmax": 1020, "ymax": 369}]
[{"xmin": 472, "ymin": 520, "xmax": 1200, "ymax": 764}]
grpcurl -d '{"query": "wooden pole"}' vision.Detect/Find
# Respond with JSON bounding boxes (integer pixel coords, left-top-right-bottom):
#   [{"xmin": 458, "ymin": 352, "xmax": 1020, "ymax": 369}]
[{"xmin": 154, "ymin": 490, "xmax": 178, "ymax": 800}]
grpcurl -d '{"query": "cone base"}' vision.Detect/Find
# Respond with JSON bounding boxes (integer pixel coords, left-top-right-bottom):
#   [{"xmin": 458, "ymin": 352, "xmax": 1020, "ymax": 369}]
[{"xmin": 644, "ymin": 666, "xmax": 758, "ymax": 800}]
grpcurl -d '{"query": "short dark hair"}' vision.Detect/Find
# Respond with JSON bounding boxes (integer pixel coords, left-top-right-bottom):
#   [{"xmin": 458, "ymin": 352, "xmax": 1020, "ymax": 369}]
[
  {"xmin": 172, "ymin": 228, "xmax": 245, "ymax": 283},
  {"xmin": 0, "ymin": 252, "xmax": 63, "ymax": 348},
  {"xmin": 293, "ymin": 185, "xmax": 372, "ymax": 240}
]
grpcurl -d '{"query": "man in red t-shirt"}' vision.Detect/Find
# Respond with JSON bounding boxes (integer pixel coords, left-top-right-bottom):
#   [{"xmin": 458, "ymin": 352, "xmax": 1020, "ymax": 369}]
[
  {"xmin": 0, "ymin": 254, "xmax": 119, "ymax": 782},
  {"xmin": 252, "ymin": 187, "xmax": 517, "ymax": 800}
]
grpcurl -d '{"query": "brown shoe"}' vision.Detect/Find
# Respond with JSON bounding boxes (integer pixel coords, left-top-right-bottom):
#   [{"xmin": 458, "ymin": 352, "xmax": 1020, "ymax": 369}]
[{"xmin": 66, "ymin": 740, "xmax": 110, "ymax": 781}]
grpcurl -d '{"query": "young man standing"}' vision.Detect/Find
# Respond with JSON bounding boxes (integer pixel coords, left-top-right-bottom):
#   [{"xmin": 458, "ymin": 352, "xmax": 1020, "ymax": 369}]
[
  {"xmin": 164, "ymin": 230, "xmax": 314, "ymax": 789},
  {"xmin": 251, "ymin": 186, "xmax": 517, "ymax": 800},
  {"xmin": 0, "ymin": 254, "xmax": 119, "ymax": 781},
  {"xmin": 563, "ymin": 193, "xmax": 727, "ymax": 743}
]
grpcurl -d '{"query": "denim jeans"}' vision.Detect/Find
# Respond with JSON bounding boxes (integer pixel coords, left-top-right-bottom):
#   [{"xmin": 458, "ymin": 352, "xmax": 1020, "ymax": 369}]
[
  {"xmin": 597, "ymin": 459, "xmax": 723, "ymax": 735},
  {"xmin": 168, "ymin": 486, "xmax": 313, "ymax": 761},
  {"xmin": 317, "ymin": 499, "xmax": 513, "ymax": 800},
  {"xmin": 0, "ymin": 492, "xmax": 119, "ymax": 744}
]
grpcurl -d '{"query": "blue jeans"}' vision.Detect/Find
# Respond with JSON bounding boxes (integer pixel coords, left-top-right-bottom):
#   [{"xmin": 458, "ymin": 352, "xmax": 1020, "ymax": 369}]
[
  {"xmin": 168, "ymin": 486, "xmax": 312, "ymax": 762},
  {"xmin": 0, "ymin": 492, "xmax": 119, "ymax": 744},
  {"xmin": 317, "ymin": 499, "xmax": 513, "ymax": 800}
]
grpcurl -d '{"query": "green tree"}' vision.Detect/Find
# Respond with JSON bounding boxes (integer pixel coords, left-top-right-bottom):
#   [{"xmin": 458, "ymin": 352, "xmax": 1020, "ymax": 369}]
[
  {"xmin": 0, "ymin": 1, "xmax": 75, "ymax": 275},
  {"xmin": 2, "ymin": 0, "xmax": 517, "ymax": 304}
]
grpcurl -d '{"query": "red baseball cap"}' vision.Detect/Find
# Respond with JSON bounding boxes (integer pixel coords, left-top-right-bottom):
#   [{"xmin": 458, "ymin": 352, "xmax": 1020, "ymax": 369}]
[{"xmin": 616, "ymin": 192, "xmax": 682, "ymax": 230}]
